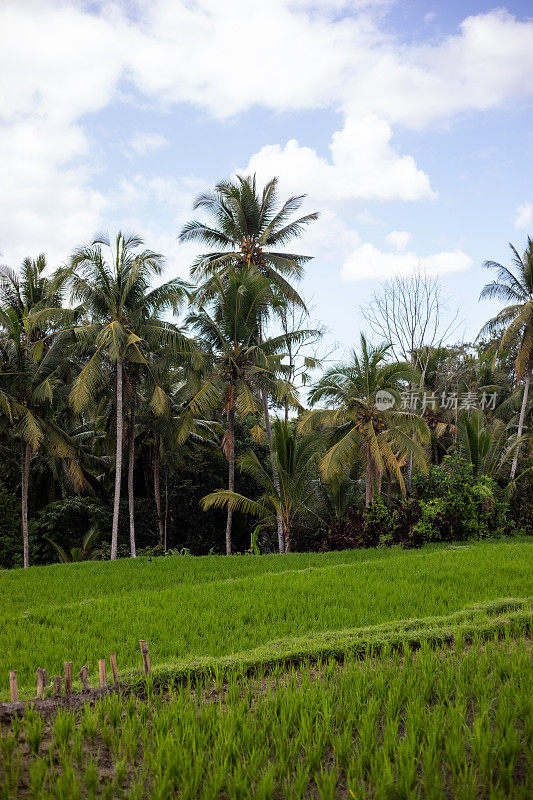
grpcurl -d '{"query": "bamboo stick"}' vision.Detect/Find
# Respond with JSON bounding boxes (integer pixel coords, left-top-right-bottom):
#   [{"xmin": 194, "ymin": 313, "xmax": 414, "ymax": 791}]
[
  {"xmin": 9, "ymin": 670, "xmax": 18, "ymax": 702},
  {"xmin": 79, "ymin": 665, "xmax": 90, "ymax": 691},
  {"xmin": 53, "ymin": 676, "xmax": 61, "ymax": 696},
  {"xmin": 64, "ymin": 661, "xmax": 73, "ymax": 695},
  {"xmin": 140, "ymin": 640, "xmax": 151, "ymax": 676},
  {"xmin": 36, "ymin": 668, "xmax": 48, "ymax": 699},
  {"xmin": 98, "ymin": 659, "xmax": 107, "ymax": 688}
]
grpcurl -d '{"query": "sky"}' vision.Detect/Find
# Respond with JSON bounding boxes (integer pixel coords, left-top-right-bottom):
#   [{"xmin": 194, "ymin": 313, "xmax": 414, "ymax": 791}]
[{"xmin": 1, "ymin": 0, "xmax": 532, "ymax": 359}]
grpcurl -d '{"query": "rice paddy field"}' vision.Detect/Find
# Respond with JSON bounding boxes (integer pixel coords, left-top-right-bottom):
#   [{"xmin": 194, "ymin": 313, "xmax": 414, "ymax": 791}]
[
  {"xmin": 1, "ymin": 539, "xmax": 532, "ymax": 699},
  {"xmin": 1, "ymin": 636, "xmax": 531, "ymax": 799},
  {"xmin": 1, "ymin": 538, "xmax": 532, "ymax": 798}
]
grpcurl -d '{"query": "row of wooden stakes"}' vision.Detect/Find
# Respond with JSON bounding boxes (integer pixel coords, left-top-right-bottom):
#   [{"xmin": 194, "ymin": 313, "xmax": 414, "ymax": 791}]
[{"xmin": 7, "ymin": 640, "xmax": 152, "ymax": 703}]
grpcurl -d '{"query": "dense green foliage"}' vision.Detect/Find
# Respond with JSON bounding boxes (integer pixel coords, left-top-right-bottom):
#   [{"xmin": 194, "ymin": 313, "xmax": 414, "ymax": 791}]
[
  {"xmin": 0, "ymin": 489, "xmax": 21, "ymax": 569},
  {"xmin": 0, "ymin": 177, "xmax": 532, "ymax": 565},
  {"xmin": 1, "ymin": 539, "xmax": 531, "ymax": 700},
  {"xmin": 317, "ymin": 455, "xmax": 516, "ymax": 551}
]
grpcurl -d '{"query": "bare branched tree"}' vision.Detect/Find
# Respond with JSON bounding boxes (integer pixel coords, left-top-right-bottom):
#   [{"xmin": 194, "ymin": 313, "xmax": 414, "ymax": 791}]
[
  {"xmin": 361, "ymin": 268, "xmax": 460, "ymax": 385},
  {"xmin": 361, "ymin": 268, "xmax": 460, "ymax": 489}
]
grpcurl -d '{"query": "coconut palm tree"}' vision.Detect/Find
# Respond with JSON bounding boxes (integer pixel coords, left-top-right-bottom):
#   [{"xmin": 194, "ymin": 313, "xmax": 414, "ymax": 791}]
[
  {"xmin": 179, "ymin": 174, "xmax": 318, "ymax": 551},
  {"xmin": 178, "ymin": 174, "xmax": 317, "ymax": 300},
  {"xmin": 456, "ymin": 409, "xmax": 520, "ymax": 481},
  {"xmin": 134, "ymin": 360, "xmax": 219, "ymax": 547},
  {"xmin": 479, "ymin": 238, "xmax": 533, "ymax": 479},
  {"xmin": 304, "ymin": 336, "xmax": 429, "ymax": 505},
  {"xmin": 0, "ymin": 255, "xmax": 86, "ymax": 567},
  {"xmin": 202, "ymin": 419, "xmax": 323, "ymax": 552},
  {"xmin": 68, "ymin": 232, "xmax": 194, "ymax": 560},
  {"xmin": 186, "ymin": 268, "xmax": 311, "ymax": 554}
]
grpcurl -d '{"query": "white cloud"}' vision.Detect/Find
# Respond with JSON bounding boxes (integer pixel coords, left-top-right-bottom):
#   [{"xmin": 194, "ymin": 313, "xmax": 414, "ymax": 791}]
[
  {"xmin": 1, "ymin": 1, "xmax": 532, "ymax": 268},
  {"xmin": 123, "ymin": 4, "xmax": 533, "ymax": 127},
  {"xmin": 0, "ymin": 119, "xmax": 105, "ymax": 266},
  {"xmin": 245, "ymin": 113, "xmax": 435, "ymax": 203},
  {"xmin": 345, "ymin": 9, "xmax": 533, "ymax": 129},
  {"xmin": 515, "ymin": 202, "xmax": 533, "ymax": 229},
  {"xmin": 341, "ymin": 243, "xmax": 473, "ymax": 281},
  {"xmin": 385, "ymin": 230, "xmax": 411, "ymax": 251},
  {"xmin": 107, "ymin": 173, "xmax": 209, "ymax": 279},
  {"xmin": 128, "ymin": 132, "xmax": 169, "ymax": 156}
]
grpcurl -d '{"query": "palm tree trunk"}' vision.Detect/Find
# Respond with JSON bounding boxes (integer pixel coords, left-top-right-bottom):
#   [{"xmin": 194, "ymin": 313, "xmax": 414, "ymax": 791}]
[
  {"xmin": 111, "ymin": 359, "xmax": 123, "ymax": 561},
  {"xmin": 261, "ymin": 388, "xmax": 285, "ymax": 553},
  {"xmin": 21, "ymin": 442, "xmax": 31, "ymax": 568},
  {"xmin": 510, "ymin": 368, "xmax": 531, "ymax": 480},
  {"xmin": 365, "ymin": 446, "xmax": 374, "ymax": 507},
  {"xmin": 225, "ymin": 407, "xmax": 235, "ymax": 555},
  {"xmin": 128, "ymin": 398, "xmax": 136, "ymax": 558},
  {"xmin": 153, "ymin": 440, "xmax": 164, "ymax": 545},
  {"xmin": 164, "ymin": 468, "xmax": 168, "ymax": 551}
]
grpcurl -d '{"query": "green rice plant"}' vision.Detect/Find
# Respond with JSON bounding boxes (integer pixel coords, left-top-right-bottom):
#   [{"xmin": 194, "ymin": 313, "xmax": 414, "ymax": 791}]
[
  {"xmin": 24, "ymin": 706, "xmax": 43, "ymax": 756},
  {"xmin": 28, "ymin": 756, "xmax": 47, "ymax": 799},
  {"xmin": 83, "ymin": 757, "xmax": 99, "ymax": 800},
  {"xmin": 80, "ymin": 703, "xmax": 98, "ymax": 743}
]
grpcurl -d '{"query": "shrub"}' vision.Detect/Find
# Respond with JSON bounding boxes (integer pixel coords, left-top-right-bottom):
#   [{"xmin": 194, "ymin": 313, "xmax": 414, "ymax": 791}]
[
  {"xmin": 412, "ymin": 453, "xmax": 512, "ymax": 542},
  {"xmin": 29, "ymin": 497, "xmax": 111, "ymax": 565},
  {"xmin": 317, "ymin": 454, "xmax": 514, "ymax": 552}
]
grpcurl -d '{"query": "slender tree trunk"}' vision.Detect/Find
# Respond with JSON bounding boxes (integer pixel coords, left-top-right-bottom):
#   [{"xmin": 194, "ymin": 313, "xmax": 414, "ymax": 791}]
[
  {"xmin": 261, "ymin": 387, "xmax": 285, "ymax": 553},
  {"xmin": 225, "ymin": 407, "xmax": 235, "ymax": 555},
  {"xmin": 111, "ymin": 359, "xmax": 123, "ymax": 561},
  {"xmin": 164, "ymin": 468, "xmax": 168, "ymax": 551},
  {"xmin": 21, "ymin": 442, "xmax": 31, "ymax": 568},
  {"xmin": 365, "ymin": 446, "xmax": 374, "ymax": 507},
  {"xmin": 153, "ymin": 440, "xmax": 164, "ymax": 545},
  {"xmin": 406, "ymin": 452, "xmax": 413, "ymax": 496},
  {"xmin": 510, "ymin": 368, "xmax": 531, "ymax": 480},
  {"xmin": 128, "ymin": 398, "xmax": 136, "ymax": 558},
  {"xmin": 284, "ymin": 523, "xmax": 291, "ymax": 554}
]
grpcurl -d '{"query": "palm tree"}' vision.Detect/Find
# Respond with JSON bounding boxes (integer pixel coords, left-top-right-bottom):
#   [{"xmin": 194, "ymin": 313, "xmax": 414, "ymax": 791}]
[
  {"xmin": 178, "ymin": 174, "xmax": 317, "ymax": 300},
  {"xmin": 0, "ymin": 255, "xmax": 86, "ymax": 567},
  {"xmin": 186, "ymin": 268, "xmax": 310, "ymax": 554},
  {"xmin": 68, "ymin": 232, "xmax": 193, "ymax": 560},
  {"xmin": 305, "ymin": 336, "xmax": 429, "ymax": 505},
  {"xmin": 457, "ymin": 409, "xmax": 520, "ymax": 481},
  {"xmin": 479, "ymin": 238, "xmax": 533, "ymax": 479},
  {"xmin": 45, "ymin": 526, "xmax": 101, "ymax": 563},
  {"xmin": 134, "ymin": 361, "xmax": 219, "ymax": 548},
  {"xmin": 179, "ymin": 174, "xmax": 318, "ymax": 552},
  {"xmin": 202, "ymin": 419, "xmax": 322, "ymax": 552}
]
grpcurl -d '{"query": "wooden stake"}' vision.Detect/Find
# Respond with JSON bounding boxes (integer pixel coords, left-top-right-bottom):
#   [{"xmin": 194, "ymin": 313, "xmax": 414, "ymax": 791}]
[
  {"xmin": 36, "ymin": 668, "xmax": 48, "ymax": 699},
  {"xmin": 79, "ymin": 665, "xmax": 90, "ymax": 691},
  {"xmin": 53, "ymin": 676, "xmax": 61, "ymax": 696},
  {"xmin": 98, "ymin": 659, "xmax": 107, "ymax": 688},
  {"xmin": 64, "ymin": 661, "xmax": 73, "ymax": 695},
  {"xmin": 9, "ymin": 670, "xmax": 18, "ymax": 702},
  {"xmin": 109, "ymin": 652, "xmax": 119, "ymax": 685},
  {"xmin": 140, "ymin": 640, "xmax": 151, "ymax": 676}
]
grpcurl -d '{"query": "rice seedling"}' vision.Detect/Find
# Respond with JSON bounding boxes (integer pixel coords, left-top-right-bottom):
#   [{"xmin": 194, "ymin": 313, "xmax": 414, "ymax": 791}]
[{"xmin": 1, "ymin": 634, "xmax": 530, "ymax": 799}]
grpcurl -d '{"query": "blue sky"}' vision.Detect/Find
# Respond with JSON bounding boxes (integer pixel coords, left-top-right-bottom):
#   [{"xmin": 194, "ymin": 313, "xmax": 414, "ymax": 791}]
[{"xmin": 1, "ymin": 0, "xmax": 532, "ymax": 358}]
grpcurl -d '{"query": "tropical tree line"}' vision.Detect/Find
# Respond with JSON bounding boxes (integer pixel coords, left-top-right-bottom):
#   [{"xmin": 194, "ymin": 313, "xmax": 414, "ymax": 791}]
[{"xmin": 0, "ymin": 175, "xmax": 531, "ymax": 567}]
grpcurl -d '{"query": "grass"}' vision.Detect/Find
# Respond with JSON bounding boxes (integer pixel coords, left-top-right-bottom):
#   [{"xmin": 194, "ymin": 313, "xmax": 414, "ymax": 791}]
[
  {"xmin": 1, "ymin": 635, "xmax": 531, "ymax": 798},
  {"xmin": 1, "ymin": 538, "xmax": 532, "ymax": 700}
]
